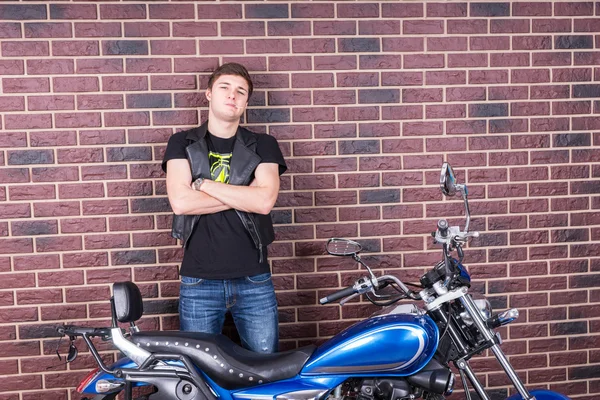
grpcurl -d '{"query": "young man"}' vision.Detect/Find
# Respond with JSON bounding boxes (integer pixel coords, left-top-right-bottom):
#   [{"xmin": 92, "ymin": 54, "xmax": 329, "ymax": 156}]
[{"xmin": 162, "ymin": 63, "xmax": 286, "ymax": 353}]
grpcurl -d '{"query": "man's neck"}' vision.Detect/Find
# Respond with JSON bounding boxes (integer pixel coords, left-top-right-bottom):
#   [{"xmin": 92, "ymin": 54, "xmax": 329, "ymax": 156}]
[{"xmin": 207, "ymin": 116, "xmax": 239, "ymax": 139}]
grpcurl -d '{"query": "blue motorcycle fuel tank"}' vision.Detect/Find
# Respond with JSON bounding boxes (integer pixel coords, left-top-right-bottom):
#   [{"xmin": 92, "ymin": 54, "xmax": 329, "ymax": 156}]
[{"xmin": 301, "ymin": 312, "xmax": 439, "ymax": 376}]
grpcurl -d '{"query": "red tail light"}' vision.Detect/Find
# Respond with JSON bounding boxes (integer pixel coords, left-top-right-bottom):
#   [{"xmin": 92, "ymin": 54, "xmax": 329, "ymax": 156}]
[{"xmin": 77, "ymin": 368, "xmax": 100, "ymax": 393}]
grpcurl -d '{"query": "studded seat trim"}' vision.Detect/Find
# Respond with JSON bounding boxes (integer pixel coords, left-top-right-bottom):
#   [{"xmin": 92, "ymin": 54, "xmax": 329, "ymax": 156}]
[{"xmin": 132, "ymin": 332, "xmax": 316, "ymax": 390}]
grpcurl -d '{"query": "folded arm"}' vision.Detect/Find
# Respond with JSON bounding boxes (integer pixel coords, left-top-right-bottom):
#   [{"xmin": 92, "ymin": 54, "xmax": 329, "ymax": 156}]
[
  {"xmin": 166, "ymin": 159, "xmax": 231, "ymax": 215},
  {"xmin": 199, "ymin": 163, "xmax": 280, "ymax": 215}
]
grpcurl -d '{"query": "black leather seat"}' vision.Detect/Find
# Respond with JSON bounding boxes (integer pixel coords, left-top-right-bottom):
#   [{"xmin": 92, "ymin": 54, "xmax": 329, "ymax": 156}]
[{"xmin": 132, "ymin": 331, "xmax": 316, "ymax": 390}]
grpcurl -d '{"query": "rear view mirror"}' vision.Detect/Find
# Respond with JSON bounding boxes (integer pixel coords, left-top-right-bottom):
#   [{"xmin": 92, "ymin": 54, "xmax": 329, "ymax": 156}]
[
  {"xmin": 440, "ymin": 162, "xmax": 458, "ymax": 197},
  {"xmin": 326, "ymin": 238, "xmax": 362, "ymax": 256}
]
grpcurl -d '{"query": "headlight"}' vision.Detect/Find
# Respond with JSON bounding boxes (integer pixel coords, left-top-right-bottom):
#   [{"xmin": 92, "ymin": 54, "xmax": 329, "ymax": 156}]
[{"xmin": 460, "ymin": 299, "xmax": 492, "ymax": 326}]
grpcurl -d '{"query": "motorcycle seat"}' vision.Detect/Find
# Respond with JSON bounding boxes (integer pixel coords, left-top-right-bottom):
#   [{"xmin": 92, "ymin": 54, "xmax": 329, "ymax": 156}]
[{"xmin": 132, "ymin": 331, "xmax": 316, "ymax": 390}]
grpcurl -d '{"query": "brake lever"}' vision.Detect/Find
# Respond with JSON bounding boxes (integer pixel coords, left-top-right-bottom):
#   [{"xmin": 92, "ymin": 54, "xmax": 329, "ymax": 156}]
[{"xmin": 340, "ymin": 293, "xmax": 360, "ymax": 306}]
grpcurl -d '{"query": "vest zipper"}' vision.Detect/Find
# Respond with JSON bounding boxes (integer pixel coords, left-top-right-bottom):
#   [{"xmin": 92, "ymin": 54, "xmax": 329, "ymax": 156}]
[{"xmin": 236, "ymin": 211, "xmax": 263, "ymax": 263}]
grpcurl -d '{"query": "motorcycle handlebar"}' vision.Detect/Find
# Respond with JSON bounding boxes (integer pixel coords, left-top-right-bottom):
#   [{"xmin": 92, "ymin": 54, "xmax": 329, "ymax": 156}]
[
  {"xmin": 319, "ymin": 285, "xmax": 357, "ymax": 305},
  {"xmin": 320, "ymin": 275, "xmax": 420, "ymax": 305}
]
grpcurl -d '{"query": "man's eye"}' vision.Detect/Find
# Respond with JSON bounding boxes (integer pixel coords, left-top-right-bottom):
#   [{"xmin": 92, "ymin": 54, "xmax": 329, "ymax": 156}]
[{"xmin": 238, "ymin": 91, "xmax": 246, "ymax": 95}]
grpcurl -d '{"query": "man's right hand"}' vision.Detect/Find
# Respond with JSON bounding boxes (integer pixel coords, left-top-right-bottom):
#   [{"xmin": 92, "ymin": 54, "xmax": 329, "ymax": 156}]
[{"xmin": 166, "ymin": 159, "xmax": 230, "ymax": 215}]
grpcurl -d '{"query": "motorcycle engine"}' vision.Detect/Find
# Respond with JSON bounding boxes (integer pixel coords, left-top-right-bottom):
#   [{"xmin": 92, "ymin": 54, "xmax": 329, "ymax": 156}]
[{"xmin": 357, "ymin": 378, "xmax": 415, "ymax": 400}]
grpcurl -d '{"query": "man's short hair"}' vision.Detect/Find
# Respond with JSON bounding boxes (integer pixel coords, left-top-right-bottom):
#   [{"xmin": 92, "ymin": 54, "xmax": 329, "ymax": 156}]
[{"xmin": 207, "ymin": 63, "xmax": 253, "ymax": 98}]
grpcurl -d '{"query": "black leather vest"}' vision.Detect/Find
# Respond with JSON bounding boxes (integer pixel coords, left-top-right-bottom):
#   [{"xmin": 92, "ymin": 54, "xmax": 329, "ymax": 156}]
[{"xmin": 170, "ymin": 123, "xmax": 275, "ymax": 262}]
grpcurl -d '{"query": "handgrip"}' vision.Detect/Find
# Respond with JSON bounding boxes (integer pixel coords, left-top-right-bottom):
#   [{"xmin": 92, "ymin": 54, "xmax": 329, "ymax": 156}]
[{"xmin": 319, "ymin": 285, "xmax": 357, "ymax": 305}]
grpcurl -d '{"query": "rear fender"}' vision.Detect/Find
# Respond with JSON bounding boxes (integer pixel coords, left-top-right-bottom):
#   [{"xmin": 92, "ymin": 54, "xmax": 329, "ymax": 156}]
[{"xmin": 506, "ymin": 389, "xmax": 570, "ymax": 400}]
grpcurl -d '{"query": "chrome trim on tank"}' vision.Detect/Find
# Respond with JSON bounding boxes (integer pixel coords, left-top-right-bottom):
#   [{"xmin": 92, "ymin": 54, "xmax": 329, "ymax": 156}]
[{"xmin": 276, "ymin": 389, "xmax": 327, "ymax": 400}]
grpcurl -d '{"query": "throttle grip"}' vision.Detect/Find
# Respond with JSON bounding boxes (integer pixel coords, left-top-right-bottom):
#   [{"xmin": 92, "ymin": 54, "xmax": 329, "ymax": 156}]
[{"xmin": 319, "ymin": 285, "xmax": 357, "ymax": 305}]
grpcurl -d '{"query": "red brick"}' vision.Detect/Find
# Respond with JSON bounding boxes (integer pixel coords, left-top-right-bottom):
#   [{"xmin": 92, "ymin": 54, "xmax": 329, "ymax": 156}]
[
  {"xmin": 574, "ymin": 18, "xmax": 600, "ymax": 32},
  {"xmin": 381, "ymin": 37, "xmax": 424, "ymax": 52},
  {"xmin": 426, "ymin": 3, "xmax": 466, "ymax": 17},
  {"xmin": 491, "ymin": 19, "xmax": 530, "ymax": 33},
  {"xmin": 292, "ymin": 107, "xmax": 334, "ymax": 123},
  {"xmin": 0, "ymin": 22, "xmax": 22, "ymax": 38},
  {"xmin": 426, "ymin": 104, "xmax": 466, "ymax": 119},
  {"xmin": 0, "ymin": 168, "xmax": 30, "ymax": 184},
  {"xmin": 553, "ymin": 101, "xmax": 591, "ymax": 115},
  {"xmin": 104, "ymin": 111, "xmax": 150, "ymax": 127},
  {"xmin": 52, "ymin": 40, "xmax": 99, "ymax": 56},
  {"xmin": 123, "ymin": 22, "xmax": 169, "ymax": 38},
  {"xmin": 292, "ymin": 38, "xmax": 334, "ymax": 54},
  {"xmin": 74, "ymin": 22, "xmax": 121, "ymax": 37},
  {"xmin": 555, "ymin": 2, "xmax": 594, "ymax": 16},
  {"xmin": 448, "ymin": 53, "xmax": 488, "ymax": 68},
  {"xmin": 511, "ymin": 101, "xmax": 550, "ymax": 116},
  {"xmin": 28, "ymin": 95, "xmax": 75, "ymax": 111},
  {"xmin": 531, "ymin": 117, "xmax": 570, "ymax": 132},
  {"xmin": 3, "ymin": 77, "xmax": 50, "ymax": 93},
  {"xmin": 100, "ymin": 4, "xmax": 145, "ymax": 19},
  {"xmin": 0, "ymin": 95, "xmax": 25, "ymax": 111},
  {"xmin": 200, "ymin": 39, "xmax": 244, "ymax": 55},
  {"xmin": 86, "ymin": 234, "xmax": 132, "ymax": 254},
  {"xmin": 33, "ymin": 201, "xmax": 80, "ymax": 218},
  {"xmin": 470, "ymin": 36, "xmax": 511, "ymax": 50},
  {"xmin": 469, "ymin": 70, "xmax": 508, "ymax": 84},
  {"xmin": 313, "ymin": 124, "xmax": 356, "ymax": 138},
  {"xmin": 2, "ymin": 41, "xmax": 49, "ymax": 57},
  {"xmin": 532, "ymin": 18, "xmax": 572, "ymax": 33},
  {"xmin": 172, "ymin": 22, "xmax": 217, "ymax": 38},
  {"xmin": 77, "ymin": 94, "xmax": 124, "ymax": 110},
  {"xmin": 530, "ymin": 85, "xmax": 570, "ymax": 99},
  {"xmin": 404, "ymin": 54, "xmax": 444, "ymax": 69},
  {"xmin": 8, "ymin": 185, "xmax": 55, "ymax": 202},
  {"xmin": 36, "ymin": 236, "xmax": 82, "ymax": 253},
  {"xmin": 358, "ymin": 20, "xmax": 399, "ymax": 35},
  {"xmin": 512, "ymin": 68, "xmax": 551, "ymax": 83},
  {"xmin": 403, "ymin": 121, "xmax": 443, "ymax": 136},
  {"xmin": 150, "ymin": 39, "xmax": 195, "ymax": 55},
  {"xmin": 153, "ymin": 110, "xmax": 198, "ymax": 126},
  {"xmin": 269, "ymin": 21, "xmax": 310, "ymax": 36},
  {"xmin": 0, "ymin": 341, "xmax": 39, "ymax": 358},
  {"xmin": 4, "ymin": 114, "xmax": 52, "ymax": 130},
  {"xmin": 50, "ymin": 4, "xmax": 96, "ymax": 19},
  {"xmin": 12, "ymin": 220, "xmax": 58, "ymax": 237},
  {"xmin": 59, "ymin": 217, "xmax": 106, "ymax": 234},
  {"xmin": 532, "ymin": 52, "xmax": 572, "ymax": 67},
  {"xmin": 17, "ymin": 288, "xmax": 62, "ymax": 305},
  {"xmin": 448, "ymin": 19, "xmax": 487, "ymax": 34},
  {"xmin": 150, "ymin": 75, "xmax": 195, "ymax": 90},
  {"xmin": 13, "ymin": 254, "xmax": 59, "ymax": 273},
  {"xmin": 55, "ymin": 112, "xmax": 101, "ymax": 129},
  {"xmin": 63, "ymin": 252, "xmax": 108, "ymax": 269}
]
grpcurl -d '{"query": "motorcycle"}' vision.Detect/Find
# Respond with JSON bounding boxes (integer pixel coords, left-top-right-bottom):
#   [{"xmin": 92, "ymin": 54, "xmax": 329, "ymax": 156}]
[{"xmin": 56, "ymin": 162, "xmax": 571, "ymax": 400}]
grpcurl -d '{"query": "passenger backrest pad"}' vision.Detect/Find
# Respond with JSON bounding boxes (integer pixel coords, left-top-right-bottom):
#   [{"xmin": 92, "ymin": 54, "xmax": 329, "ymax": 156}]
[{"xmin": 113, "ymin": 281, "xmax": 144, "ymax": 323}]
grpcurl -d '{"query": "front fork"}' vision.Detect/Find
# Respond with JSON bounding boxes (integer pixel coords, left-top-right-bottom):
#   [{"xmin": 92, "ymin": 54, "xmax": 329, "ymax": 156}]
[
  {"xmin": 428, "ymin": 293, "xmax": 534, "ymax": 400},
  {"xmin": 458, "ymin": 294, "xmax": 534, "ymax": 400}
]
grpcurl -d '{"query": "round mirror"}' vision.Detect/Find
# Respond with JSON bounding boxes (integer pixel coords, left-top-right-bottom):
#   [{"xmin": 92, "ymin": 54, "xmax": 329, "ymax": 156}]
[
  {"xmin": 326, "ymin": 238, "xmax": 362, "ymax": 256},
  {"xmin": 440, "ymin": 162, "xmax": 457, "ymax": 197}
]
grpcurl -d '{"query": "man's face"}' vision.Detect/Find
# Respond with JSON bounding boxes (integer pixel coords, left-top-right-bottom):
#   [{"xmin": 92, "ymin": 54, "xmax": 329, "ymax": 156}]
[{"xmin": 205, "ymin": 74, "xmax": 250, "ymax": 122}]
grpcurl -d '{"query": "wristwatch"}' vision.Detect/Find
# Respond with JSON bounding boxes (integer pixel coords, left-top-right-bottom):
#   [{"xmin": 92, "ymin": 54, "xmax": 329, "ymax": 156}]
[{"xmin": 192, "ymin": 178, "xmax": 204, "ymax": 191}]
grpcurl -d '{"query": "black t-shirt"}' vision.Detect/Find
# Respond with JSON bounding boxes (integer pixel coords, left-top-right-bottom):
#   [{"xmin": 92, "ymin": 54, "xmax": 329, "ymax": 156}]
[{"xmin": 162, "ymin": 128, "xmax": 286, "ymax": 279}]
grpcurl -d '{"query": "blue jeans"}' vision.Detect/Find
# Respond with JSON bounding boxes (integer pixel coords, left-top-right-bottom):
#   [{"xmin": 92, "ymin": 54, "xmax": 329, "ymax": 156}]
[{"xmin": 179, "ymin": 273, "xmax": 279, "ymax": 353}]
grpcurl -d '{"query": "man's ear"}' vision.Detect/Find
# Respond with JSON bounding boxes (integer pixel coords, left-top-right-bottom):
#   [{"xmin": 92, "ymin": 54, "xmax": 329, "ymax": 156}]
[{"xmin": 205, "ymin": 88, "xmax": 211, "ymax": 102}]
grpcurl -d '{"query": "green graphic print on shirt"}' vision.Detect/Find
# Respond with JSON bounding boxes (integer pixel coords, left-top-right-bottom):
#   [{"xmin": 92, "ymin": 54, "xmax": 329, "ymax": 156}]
[{"xmin": 209, "ymin": 151, "xmax": 232, "ymax": 183}]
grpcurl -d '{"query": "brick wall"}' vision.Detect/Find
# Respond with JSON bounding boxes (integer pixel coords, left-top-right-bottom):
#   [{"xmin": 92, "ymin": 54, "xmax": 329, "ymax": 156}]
[{"xmin": 1, "ymin": 1, "xmax": 599, "ymax": 398}]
